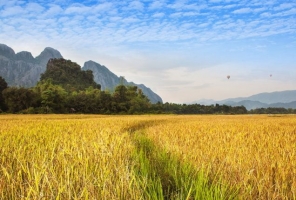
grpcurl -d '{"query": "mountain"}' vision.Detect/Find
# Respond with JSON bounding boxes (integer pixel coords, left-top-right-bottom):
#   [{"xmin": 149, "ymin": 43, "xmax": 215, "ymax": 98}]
[
  {"xmin": 219, "ymin": 90, "xmax": 296, "ymax": 104},
  {"xmin": 223, "ymin": 100, "xmax": 270, "ymax": 110},
  {"xmin": 82, "ymin": 61, "xmax": 162, "ymax": 103},
  {"xmin": 193, "ymin": 90, "xmax": 296, "ymax": 110},
  {"xmin": 0, "ymin": 44, "xmax": 62, "ymax": 87},
  {"xmin": 0, "ymin": 43, "xmax": 162, "ymax": 103}
]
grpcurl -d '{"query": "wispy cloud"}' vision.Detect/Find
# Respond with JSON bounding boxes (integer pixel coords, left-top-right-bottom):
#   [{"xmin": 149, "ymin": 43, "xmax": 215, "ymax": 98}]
[
  {"xmin": 233, "ymin": 8, "xmax": 253, "ymax": 14},
  {"xmin": 128, "ymin": 0, "xmax": 144, "ymax": 11},
  {"xmin": 152, "ymin": 12, "xmax": 165, "ymax": 18},
  {"xmin": 274, "ymin": 3, "xmax": 295, "ymax": 11},
  {"xmin": 1, "ymin": 0, "xmax": 295, "ymax": 44},
  {"xmin": 1, "ymin": 0, "xmax": 295, "ymax": 102}
]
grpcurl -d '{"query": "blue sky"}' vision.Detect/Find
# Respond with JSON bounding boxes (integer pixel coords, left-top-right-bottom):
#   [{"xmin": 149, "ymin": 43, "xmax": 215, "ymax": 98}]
[{"xmin": 1, "ymin": 0, "xmax": 296, "ymax": 103}]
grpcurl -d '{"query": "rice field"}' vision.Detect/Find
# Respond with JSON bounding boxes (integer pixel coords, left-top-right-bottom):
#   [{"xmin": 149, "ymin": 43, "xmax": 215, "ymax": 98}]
[{"xmin": 0, "ymin": 114, "xmax": 295, "ymax": 199}]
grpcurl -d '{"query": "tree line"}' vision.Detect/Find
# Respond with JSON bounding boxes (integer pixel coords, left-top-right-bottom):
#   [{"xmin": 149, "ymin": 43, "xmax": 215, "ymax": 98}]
[{"xmin": 0, "ymin": 58, "xmax": 295, "ymax": 114}]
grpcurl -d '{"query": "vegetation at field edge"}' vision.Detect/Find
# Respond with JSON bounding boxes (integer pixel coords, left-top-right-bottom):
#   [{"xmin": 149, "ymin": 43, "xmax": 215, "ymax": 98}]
[{"xmin": 131, "ymin": 131, "xmax": 239, "ymax": 200}]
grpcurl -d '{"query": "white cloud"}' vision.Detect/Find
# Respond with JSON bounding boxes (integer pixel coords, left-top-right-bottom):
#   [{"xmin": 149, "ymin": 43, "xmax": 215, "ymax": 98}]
[
  {"xmin": 44, "ymin": 5, "xmax": 64, "ymax": 16},
  {"xmin": 253, "ymin": 7, "xmax": 266, "ymax": 13},
  {"xmin": 223, "ymin": 4, "xmax": 236, "ymax": 9},
  {"xmin": 152, "ymin": 12, "xmax": 165, "ymax": 18},
  {"xmin": 169, "ymin": 12, "xmax": 182, "ymax": 18},
  {"xmin": 25, "ymin": 2, "xmax": 45, "ymax": 13},
  {"xmin": 121, "ymin": 16, "xmax": 140, "ymax": 24},
  {"xmin": 275, "ymin": 8, "xmax": 296, "ymax": 16},
  {"xmin": 274, "ymin": 3, "xmax": 294, "ymax": 11},
  {"xmin": 183, "ymin": 11, "xmax": 199, "ymax": 16},
  {"xmin": 65, "ymin": 4, "xmax": 90, "ymax": 14},
  {"xmin": 260, "ymin": 12, "xmax": 272, "ymax": 17},
  {"xmin": 209, "ymin": 0, "xmax": 223, "ymax": 3},
  {"xmin": 1, "ymin": 5, "xmax": 26, "ymax": 17},
  {"xmin": 128, "ymin": 0, "xmax": 144, "ymax": 10},
  {"xmin": 233, "ymin": 8, "xmax": 252, "ymax": 14},
  {"xmin": 93, "ymin": 2, "xmax": 114, "ymax": 13},
  {"xmin": 110, "ymin": 16, "xmax": 122, "ymax": 21},
  {"xmin": 148, "ymin": 0, "xmax": 165, "ymax": 10},
  {"xmin": 198, "ymin": 22, "xmax": 209, "ymax": 28}
]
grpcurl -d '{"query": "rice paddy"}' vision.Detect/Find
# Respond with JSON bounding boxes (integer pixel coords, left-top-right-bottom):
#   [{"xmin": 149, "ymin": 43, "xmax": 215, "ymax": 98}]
[{"xmin": 0, "ymin": 114, "xmax": 295, "ymax": 199}]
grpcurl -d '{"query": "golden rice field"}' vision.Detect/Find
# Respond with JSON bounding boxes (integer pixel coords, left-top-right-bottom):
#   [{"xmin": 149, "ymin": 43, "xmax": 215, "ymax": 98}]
[{"xmin": 0, "ymin": 114, "xmax": 295, "ymax": 199}]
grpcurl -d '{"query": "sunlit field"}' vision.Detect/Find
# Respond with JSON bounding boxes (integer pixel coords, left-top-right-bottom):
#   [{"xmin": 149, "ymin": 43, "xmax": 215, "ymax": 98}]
[
  {"xmin": 0, "ymin": 115, "xmax": 143, "ymax": 199},
  {"xmin": 0, "ymin": 114, "xmax": 295, "ymax": 199},
  {"xmin": 144, "ymin": 115, "xmax": 296, "ymax": 199}
]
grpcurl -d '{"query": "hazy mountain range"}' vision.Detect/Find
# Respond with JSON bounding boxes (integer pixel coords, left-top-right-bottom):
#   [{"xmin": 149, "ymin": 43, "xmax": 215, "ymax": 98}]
[
  {"xmin": 193, "ymin": 90, "xmax": 296, "ymax": 110},
  {"xmin": 0, "ymin": 43, "xmax": 162, "ymax": 103}
]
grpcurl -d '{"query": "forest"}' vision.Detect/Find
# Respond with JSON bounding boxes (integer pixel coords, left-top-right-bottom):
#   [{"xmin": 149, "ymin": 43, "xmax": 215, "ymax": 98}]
[{"xmin": 0, "ymin": 58, "xmax": 295, "ymax": 114}]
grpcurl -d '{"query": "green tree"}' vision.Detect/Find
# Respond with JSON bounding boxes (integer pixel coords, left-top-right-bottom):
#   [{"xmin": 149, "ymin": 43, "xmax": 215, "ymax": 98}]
[
  {"xmin": 112, "ymin": 85, "xmax": 128, "ymax": 113},
  {"xmin": 99, "ymin": 90, "xmax": 112, "ymax": 113},
  {"xmin": 40, "ymin": 58, "xmax": 101, "ymax": 92},
  {"xmin": 0, "ymin": 76, "xmax": 8, "ymax": 111},
  {"xmin": 66, "ymin": 87, "xmax": 101, "ymax": 113},
  {"xmin": 128, "ymin": 88, "xmax": 150, "ymax": 114},
  {"xmin": 35, "ymin": 79, "xmax": 67, "ymax": 113},
  {"xmin": 2, "ymin": 87, "xmax": 39, "ymax": 113}
]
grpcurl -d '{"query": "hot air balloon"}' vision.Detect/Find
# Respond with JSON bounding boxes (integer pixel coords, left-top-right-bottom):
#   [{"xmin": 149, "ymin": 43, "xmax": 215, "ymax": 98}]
[
  {"xmin": 270, "ymin": 74, "xmax": 272, "ymax": 77},
  {"xmin": 227, "ymin": 75, "xmax": 230, "ymax": 79}
]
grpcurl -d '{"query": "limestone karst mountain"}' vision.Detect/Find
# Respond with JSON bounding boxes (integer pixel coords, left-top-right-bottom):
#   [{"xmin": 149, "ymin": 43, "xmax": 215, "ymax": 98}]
[
  {"xmin": 0, "ymin": 44, "xmax": 62, "ymax": 87},
  {"xmin": 0, "ymin": 44, "xmax": 162, "ymax": 103},
  {"xmin": 82, "ymin": 61, "xmax": 162, "ymax": 103}
]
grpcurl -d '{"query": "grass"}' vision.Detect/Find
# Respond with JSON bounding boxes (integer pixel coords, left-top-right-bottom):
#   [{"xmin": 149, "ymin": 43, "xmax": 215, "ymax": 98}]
[{"xmin": 131, "ymin": 131, "xmax": 239, "ymax": 200}]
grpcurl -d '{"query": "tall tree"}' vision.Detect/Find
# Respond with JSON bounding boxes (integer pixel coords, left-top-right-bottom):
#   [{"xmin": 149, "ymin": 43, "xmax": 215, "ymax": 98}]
[
  {"xmin": 2, "ymin": 87, "xmax": 39, "ymax": 113},
  {"xmin": 66, "ymin": 87, "xmax": 101, "ymax": 113},
  {"xmin": 0, "ymin": 76, "xmax": 8, "ymax": 111},
  {"xmin": 35, "ymin": 79, "xmax": 67, "ymax": 113},
  {"xmin": 112, "ymin": 85, "xmax": 128, "ymax": 112}
]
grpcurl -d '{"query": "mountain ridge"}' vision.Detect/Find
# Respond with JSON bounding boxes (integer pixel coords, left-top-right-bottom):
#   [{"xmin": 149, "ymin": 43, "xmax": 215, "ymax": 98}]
[
  {"xmin": 82, "ymin": 60, "xmax": 162, "ymax": 103},
  {"xmin": 0, "ymin": 43, "xmax": 162, "ymax": 103},
  {"xmin": 193, "ymin": 90, "xmax": 296, "ymax": 110}
]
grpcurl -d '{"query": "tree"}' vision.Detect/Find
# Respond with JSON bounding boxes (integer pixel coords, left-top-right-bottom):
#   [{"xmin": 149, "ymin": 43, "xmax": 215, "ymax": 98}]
[
  {"xmin": 2, "ymin": 87, "xmax": 39, "ymax": 113},
  {"xmin": 112, "ymin": 85, "xmax": 128, "ymax": 113},
  {"xmin": 128, "ymin": 88, "xmax": 150, "ymax": 113},
  {"xmin": 0, "ymin": 76, "xmax": 8, "ymax": 111},
  {"xmin": 99, "ymin": 90, "xmax": 112, "ymax": 113},
  {"xmin": 35, "ymin": 79, "xmax": 67, "ymax": 113},
  {"xmin": 40, "ymin": 58, "xmax": 101, "ymax": 92},
  {"xmin": 66, "ymin": 87, "xmax": 101, "ymax": 113}
]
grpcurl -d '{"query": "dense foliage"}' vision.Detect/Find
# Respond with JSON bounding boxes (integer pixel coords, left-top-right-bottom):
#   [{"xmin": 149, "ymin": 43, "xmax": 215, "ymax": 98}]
[
  {"xmin": 249, "ymin": 107, "xmax": 296, "ymax": 114},
  {"xmin": 40, "ymin": 58, "xmax": 101, "ymax": 91},
  {"xmin": 1, "ymin": 58, "xmax": 295, "ymax": 114},
  {"xmin": 0, "ymin": 76, "xmax": 8, "ymax": 111}
]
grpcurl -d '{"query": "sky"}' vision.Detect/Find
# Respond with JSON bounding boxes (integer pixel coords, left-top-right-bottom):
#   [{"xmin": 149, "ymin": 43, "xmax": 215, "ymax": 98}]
[{"xmin": 1, "ymin": 0, "xmax": 296, "ymax": 103}]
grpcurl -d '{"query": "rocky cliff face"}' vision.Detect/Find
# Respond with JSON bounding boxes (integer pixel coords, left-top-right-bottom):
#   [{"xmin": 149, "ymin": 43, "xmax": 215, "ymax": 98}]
[
  {"xmin": 82, "ymin": 61, "xmax": 163, "ymax": 103},
  {"xmin": 0, "ymin": 44, "xmax": 63, "ymax": 87},
  {"xmin": 0, "ymin": 44, "xmax": 163, "ymax": 103},
  {"xmin": 83, "ymin": 61, "xmax": 120, "ymax": 91}
]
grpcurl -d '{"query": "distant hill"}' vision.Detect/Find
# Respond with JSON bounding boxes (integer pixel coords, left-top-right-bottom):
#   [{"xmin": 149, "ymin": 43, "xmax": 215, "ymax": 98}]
[
  {"xmin": 220, "ymin": 90, "xmax": 296, "ymax": 104},
  {"xmin": 0, "ymin": 43, "xmax": 162, "ymax": 103},
  {"xmin": 193, "ymin": 90, "xmax": 296, "ymax": 110}
]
